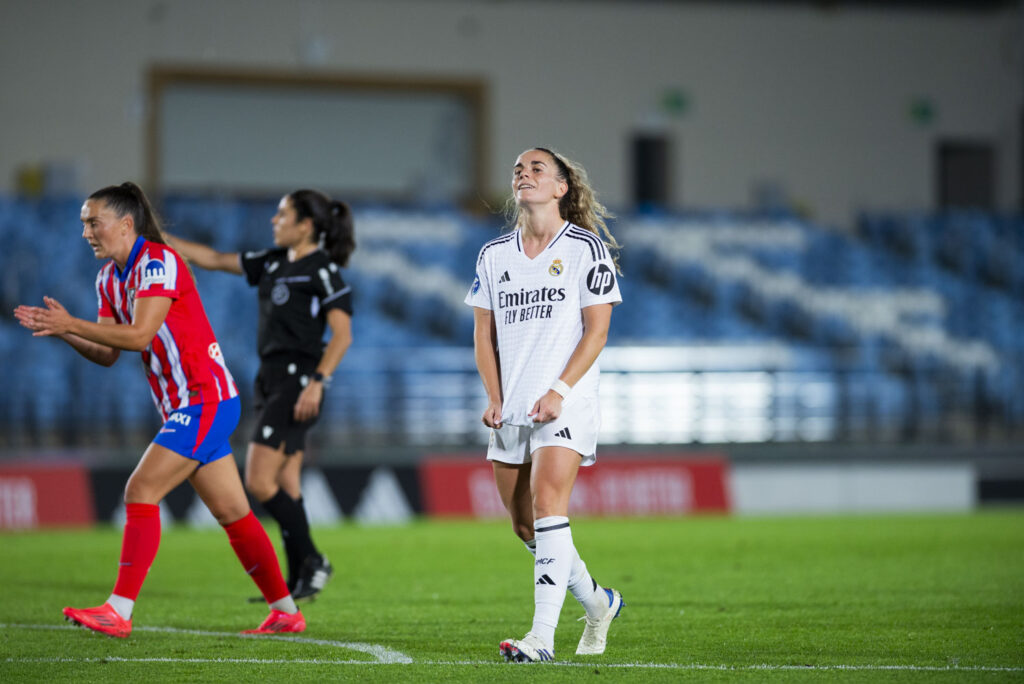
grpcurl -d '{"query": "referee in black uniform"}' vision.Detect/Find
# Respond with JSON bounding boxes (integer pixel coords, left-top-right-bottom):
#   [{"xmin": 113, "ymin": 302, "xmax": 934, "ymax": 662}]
[{"xmin": 168, "ymin": 189, "xmax": 355, "ymax": 601}]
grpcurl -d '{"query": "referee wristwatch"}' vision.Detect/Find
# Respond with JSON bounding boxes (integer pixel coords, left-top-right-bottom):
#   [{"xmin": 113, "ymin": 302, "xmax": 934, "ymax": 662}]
[{"xmin": 310, "ymin": 371, "xmax": 329, "ymax": 385}]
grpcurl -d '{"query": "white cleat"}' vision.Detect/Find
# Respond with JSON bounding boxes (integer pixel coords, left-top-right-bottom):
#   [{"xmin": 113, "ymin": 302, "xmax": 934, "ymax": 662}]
[
  {"xmin": 499, "ymin": 632, "xmax": 555, "ymax": 662},
  {"xmin": 576, "ymin": 588, "xmax": 625, "ymax": 655}
]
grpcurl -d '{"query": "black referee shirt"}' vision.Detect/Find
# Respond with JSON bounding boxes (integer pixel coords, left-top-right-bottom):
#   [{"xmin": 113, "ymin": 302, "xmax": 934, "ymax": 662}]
[{"xmin": 240, "ymin": 247, "xmax": 353, "ymax": 360}]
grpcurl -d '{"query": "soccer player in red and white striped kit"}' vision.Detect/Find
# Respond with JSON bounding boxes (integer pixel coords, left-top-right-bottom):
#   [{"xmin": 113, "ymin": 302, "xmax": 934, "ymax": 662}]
[{"xmin": 15, "ymin": 182, "xmax": 303, "ymax": 637}]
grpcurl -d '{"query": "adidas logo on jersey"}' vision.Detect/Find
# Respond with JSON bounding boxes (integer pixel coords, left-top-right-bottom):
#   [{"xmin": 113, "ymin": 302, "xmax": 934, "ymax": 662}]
[
  {"xmin": 554, "ymin": 427, "xmax": 572, "ymax": 439},
  {"xmin": 536, "ymin": 574, "xmax": 556, "ymax": 586},
  {"xmin": 498, "ymin": 271, "xmax": 511, "ymax": 284}
]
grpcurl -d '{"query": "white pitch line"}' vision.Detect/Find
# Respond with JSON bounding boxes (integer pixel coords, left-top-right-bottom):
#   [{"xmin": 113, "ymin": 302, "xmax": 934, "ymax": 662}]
[
  {"xmin": 0, "ymin": 623, "xmax": 412, "ymax": 664},
  {"xmin": 4, "ymin": 624, "xmax": 1021, "ymax": 673},
  {"xmin": 5, "ymin": 657, "xmax": 1022, "ymax": 672},
  {"xmin": 7, "ymin": 657, "xmax": 383, "ymax": 666}
]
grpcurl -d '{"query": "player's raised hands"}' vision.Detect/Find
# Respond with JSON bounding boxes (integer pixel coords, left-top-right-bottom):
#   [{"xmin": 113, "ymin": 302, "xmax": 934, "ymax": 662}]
[{"xmin": 14, "ymin": 296, "xmax": 74, "ymax": 337}]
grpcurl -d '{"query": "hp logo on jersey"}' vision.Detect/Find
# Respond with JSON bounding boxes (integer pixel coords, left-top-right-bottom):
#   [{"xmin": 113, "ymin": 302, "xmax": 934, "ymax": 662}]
[{"xmin": 587, "ymin": 264, "xmax": 615, "ymax": 295}]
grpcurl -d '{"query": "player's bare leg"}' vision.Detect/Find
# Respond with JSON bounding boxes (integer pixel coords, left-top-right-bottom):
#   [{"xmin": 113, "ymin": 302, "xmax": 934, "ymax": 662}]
[
  {"xmin": 494, "ymin": 460, "xmax": 533, "ymax": 542},
  {"xmin": 64, "ymin": 444, "xmax": 197, "ymax": 638},
  {"xmin": 192, "ymin": 454, "xmax": 304, "ymax": 633}
]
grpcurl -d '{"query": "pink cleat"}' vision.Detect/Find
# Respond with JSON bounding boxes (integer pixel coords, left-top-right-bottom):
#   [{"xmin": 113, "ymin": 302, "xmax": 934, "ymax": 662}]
[
  {"xmin": 242, "ymin": 609, "xmax": 306, "ymax": 634},
  {"xmin": 63, "ymin": 603, "xmax": 132, "ymax": 638}
]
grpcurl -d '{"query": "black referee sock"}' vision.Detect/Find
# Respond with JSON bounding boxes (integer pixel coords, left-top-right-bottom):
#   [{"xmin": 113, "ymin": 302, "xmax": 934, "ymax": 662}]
[
  {"xmin": 293, "ymin": 496, "xmax": 318, "ymax": 560},
  {"xmin": 261, "ymin": 489, "xmax": 318, "ymax": 585}
]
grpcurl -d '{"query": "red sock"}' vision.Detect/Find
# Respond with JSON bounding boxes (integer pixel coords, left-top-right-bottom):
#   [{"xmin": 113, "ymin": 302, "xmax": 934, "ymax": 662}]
[
  {"xmin": 112, "ymin": 502, "xmax": 161, "ymax": 600},
  {"xmin": 223, "ymin": 511, "xmax": 290, "ymax": 603}
]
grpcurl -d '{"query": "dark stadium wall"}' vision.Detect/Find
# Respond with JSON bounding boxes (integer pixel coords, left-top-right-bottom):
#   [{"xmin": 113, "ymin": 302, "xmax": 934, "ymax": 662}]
[
  {"xmin": 82, "ymin": 465, "xmax": 424, "ymax": 527},
  {"xmin": 5, "ymin": 451, "xmax": 1020, "ymax": 530}
]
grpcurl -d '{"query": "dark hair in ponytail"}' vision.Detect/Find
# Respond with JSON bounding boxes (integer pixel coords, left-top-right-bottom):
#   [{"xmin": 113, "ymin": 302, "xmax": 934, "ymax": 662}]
[
  {"xmin": 88, "ymin": 182, "xmax": 167, "ymax": 244},
  {"xmin": 288, "ymin": 189, "xmax": 356, "ymax": 267}
]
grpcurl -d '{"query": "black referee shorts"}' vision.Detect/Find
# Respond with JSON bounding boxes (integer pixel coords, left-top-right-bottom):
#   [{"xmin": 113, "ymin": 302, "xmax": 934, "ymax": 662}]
[{"xmin": 251, "ymin": 356, "xmax": 323, "ymax": 455}]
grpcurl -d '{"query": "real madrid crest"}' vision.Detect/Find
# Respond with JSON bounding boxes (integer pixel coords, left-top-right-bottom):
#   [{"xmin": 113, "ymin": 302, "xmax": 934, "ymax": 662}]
[{"xmin": 549, "ymin": 258, "xmax": 564, "ymax": 276}]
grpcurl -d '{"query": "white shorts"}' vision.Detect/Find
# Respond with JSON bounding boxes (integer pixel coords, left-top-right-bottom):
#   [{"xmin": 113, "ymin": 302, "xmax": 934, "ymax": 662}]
[{"xmin": 486, "ymin": 396, "xmax": 599, "ymax": 467}]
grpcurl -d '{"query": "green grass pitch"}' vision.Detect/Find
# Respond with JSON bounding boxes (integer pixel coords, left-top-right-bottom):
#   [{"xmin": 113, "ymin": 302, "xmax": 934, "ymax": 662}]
[{"xmin": 1, "ymin": 512, "xmax": 1022, "ymax": 682}]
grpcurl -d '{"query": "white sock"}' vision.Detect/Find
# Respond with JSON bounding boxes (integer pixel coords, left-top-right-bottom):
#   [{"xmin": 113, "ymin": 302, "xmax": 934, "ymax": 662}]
[
  {"xmin": 531, "ymin": 516, "xmax": 574, "ymax": 650},
  {"xmin": 568, "ymin": 556, "xmax": 610, "ymax": 620},
  {"xmin": 526, "ymin": 535, "xmax": 607, "ymax": 619},
  {"xmin": 106, "ymin": 593, "xmax": 134, "ymax": 620},
  {"xmin": 269, "ymin": 595, "xmax": 298, "ymax": 614}
]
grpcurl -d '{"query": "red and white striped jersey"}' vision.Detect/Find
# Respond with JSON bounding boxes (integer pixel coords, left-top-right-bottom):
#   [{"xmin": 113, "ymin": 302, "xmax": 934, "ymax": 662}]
[{"xmin": 95, "ymin": 236, "xmax": 238, "ymax": 420}]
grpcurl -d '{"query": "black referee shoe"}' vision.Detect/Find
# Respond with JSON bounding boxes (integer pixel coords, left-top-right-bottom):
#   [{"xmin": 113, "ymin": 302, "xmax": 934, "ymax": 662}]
[{"xmin": 292, "ymin": 554, "xmax": 333, "ymax": 603}]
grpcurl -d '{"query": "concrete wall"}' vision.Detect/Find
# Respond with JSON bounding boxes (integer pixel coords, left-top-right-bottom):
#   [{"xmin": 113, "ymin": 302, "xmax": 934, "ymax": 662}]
[{"xmin": 1, "ymin": 0, "xmax": 1020, "ymax": 226}]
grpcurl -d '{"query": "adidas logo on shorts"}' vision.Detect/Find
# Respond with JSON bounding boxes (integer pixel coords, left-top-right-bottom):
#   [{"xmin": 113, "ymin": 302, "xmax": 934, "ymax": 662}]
[{"xmin": 554, "ymin": 427, "xmax": 572, "ymax": 439}]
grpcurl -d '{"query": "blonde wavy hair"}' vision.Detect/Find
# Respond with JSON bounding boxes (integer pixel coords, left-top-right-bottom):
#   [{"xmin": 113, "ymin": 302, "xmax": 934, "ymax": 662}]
[{"xmin": 505, "ymin": 147, "xmax": 621, "ymax": 273}]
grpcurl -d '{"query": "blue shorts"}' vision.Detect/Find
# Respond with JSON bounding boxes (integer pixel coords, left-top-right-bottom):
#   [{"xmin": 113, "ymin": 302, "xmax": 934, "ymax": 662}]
[{"xmin": 153, "ymin": 397, "xmax": 240, "ymax": 465}]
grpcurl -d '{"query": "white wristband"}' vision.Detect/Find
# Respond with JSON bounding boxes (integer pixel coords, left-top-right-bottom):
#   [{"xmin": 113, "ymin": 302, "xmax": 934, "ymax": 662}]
[{"xmin": 550, "ymin": 379, "xmax": 571, "ymax": 398}]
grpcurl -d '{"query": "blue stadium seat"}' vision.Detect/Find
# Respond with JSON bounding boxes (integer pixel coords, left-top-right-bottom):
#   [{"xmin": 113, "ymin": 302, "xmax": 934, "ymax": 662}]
[{"xmin": 2, "ymin": 196, "xmax": 1022, "ymax": 443}]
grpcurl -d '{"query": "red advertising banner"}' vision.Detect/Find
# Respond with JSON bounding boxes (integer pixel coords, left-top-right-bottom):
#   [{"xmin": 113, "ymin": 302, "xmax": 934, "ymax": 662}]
[
  {"xmin": 0, "ymin": 463, "xmax": 95, "ymax": 529},
  {"xmin": 420, "ymin": 454, "xmax": 730, "ymax": 517}
]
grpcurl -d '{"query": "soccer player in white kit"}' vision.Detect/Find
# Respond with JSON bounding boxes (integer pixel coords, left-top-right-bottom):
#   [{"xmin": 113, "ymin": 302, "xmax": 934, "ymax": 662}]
[{"xmin": 465, "ymin": 148, "xmax": 624, "ymax": 663}]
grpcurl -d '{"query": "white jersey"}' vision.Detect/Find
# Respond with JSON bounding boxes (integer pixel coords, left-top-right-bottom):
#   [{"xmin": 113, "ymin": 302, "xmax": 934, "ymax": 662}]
[{"xmin": 465, "ymin": 221, "xmax": 622, "ymax": 426}]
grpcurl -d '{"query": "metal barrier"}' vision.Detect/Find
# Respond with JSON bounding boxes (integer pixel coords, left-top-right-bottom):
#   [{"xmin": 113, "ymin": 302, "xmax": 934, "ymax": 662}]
[{"xmin": 1, "ymin": 345, "xmax": 1019, "ymax": 456}]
